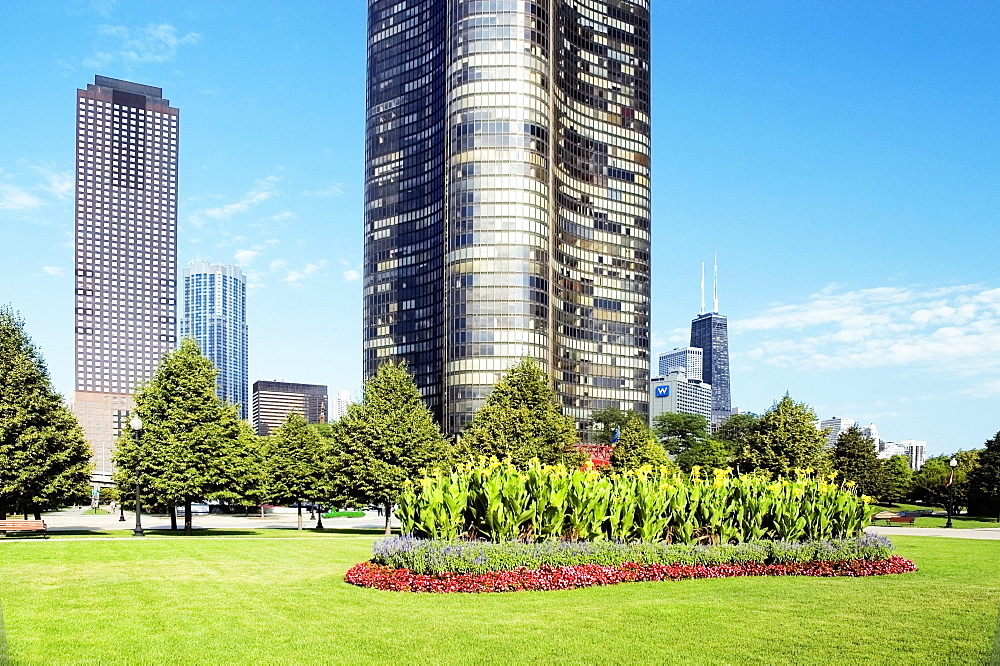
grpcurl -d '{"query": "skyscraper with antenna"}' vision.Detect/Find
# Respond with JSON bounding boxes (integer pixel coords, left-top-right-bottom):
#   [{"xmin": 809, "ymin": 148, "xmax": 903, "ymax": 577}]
[{"xmin": 690, "ymin": 256, "xmax": 731, "ymax": 427}]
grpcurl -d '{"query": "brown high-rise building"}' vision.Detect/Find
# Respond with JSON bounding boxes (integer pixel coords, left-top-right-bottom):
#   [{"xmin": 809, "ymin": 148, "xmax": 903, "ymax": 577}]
[
  {"xmin": 364, "ymin": 1, "xmax": 652, "ymax": 440},
  {"xmin": 252, "ymin": 381, "xmax": 329, "ymax": 436},
  {"xmin": 72, "ymin": 76, "xmax": 179, "ymax": 484}
]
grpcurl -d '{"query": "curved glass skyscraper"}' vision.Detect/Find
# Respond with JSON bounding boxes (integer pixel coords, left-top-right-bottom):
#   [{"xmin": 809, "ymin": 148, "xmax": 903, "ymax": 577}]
[{"xmin": 365, "ymin": 0, "xmax": 651, "ymax": 439}]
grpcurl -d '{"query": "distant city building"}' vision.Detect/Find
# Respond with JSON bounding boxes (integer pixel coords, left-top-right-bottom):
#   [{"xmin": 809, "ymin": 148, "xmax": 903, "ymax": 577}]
[
  {"xmin": 859, "ymin": 423, "xmax": 880, "ymax": 449},
  {"xmin": 332, "ymin": 390, "xmax": 353, "ymax": 421},
  {"xmin": 658, "ymin": 347, "xmax": 703, "ymax": 381},
  {"xmin": 72, "ymin": 76, "xmax": 179, "ymax": 484},
  {"xmin": 877, "ymin": 441, "xmax": 907, "ymax": 461},
  {"xmin": 252, "ymin": 381, "xmax": 328, "ymax": 436},
  {"xmin": 689, "ymin": 258, "xmax": 731, "ymax": 428},
  {"xmin": 820, "ymin": 417, "xmax": 856, "ymax": 447},
  {"xmin": 180, "ymin": 262, "xmax": 248, "ymax": 419},
  {"xmin": 898, "ymin": 440, "xmax": 928, "ymax": 471},
  {"xmin": 648, "ymin": 371, "xmax": 713, "ymax": 425}
]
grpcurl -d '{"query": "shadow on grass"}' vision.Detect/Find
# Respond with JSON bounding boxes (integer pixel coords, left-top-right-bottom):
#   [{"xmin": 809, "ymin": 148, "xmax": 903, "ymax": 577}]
[
  {"xmin": 992, "ymin": 602, "xmax": 1000, "ymax": 666},
  {"xmin": 0, "ymin": 600, "xmax": 8, "ymax": 666}
]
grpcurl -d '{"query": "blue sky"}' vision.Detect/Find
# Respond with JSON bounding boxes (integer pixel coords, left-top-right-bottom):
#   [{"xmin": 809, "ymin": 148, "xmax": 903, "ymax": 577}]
[{"xmin": 1, "ymin": 1, "xmax": 997, "ymax": 456}]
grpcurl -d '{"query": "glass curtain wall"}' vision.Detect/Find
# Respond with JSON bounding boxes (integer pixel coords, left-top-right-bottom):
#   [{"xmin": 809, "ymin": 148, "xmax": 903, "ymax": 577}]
[
  {"xmin": 552, "ymin": 0, "xmax": 652, "ymax": 437},
  {"xmin": 443, "ymin": 0, "xmax": 553, "ymax": 432},
  {"xmin": 364, "ymin": 0, "xmax": 448, "ymax": 421}
]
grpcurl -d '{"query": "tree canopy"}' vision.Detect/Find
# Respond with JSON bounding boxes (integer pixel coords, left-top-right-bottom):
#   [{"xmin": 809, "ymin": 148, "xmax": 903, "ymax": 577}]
[
  {"xmin": 262, "ymin": 413, "xmax": 323, "ymax": 529},
  {"xmin": 460, "ymin": 358, "xmax": 584, "ymax": 468},
  {"xmin": 326, "ymin": 360, "xmax": 454, "ymax": 533},
  {"xmin": 736, "ymin": 395, "xmax": 831, "ymax": 477},
  {"xmin": 879, "ymin": 454, "xmax": 913, "ymax": 505},
  {"xmin": 968, "ymin": 432, "xmax": 1000, "ymax": 521},
  {"xmin": 0, "ymin": 306, "xmax": 92, "ymax": 518},
  {"xmin": 832, "ymin": 426, "xmax": 882, "ymax": 498},
  {"xmin": 909, "ymin": 450, "xmax": 980, "ymax": 510},
  {"xmin": 609, "ymin": 411, "xmax": 669, "ymax": 472},
  {"xmin": 589, "ymin": 406, "xmax": 632, "ymax": 445},
  {"xmin": 651, "ymin": 412, "xmax": 709, "ymax": 456},
  {"xmin": 113, "ymin": 337, "xmax": 261, "ymax": 534}
]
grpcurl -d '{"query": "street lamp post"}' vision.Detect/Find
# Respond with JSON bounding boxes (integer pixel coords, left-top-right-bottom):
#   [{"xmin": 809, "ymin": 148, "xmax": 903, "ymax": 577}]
[
  {"xmin": 130, "ymin": 415, "xmax": 145, "ymax": 537},
  {"xmin": 945, "ymin": 457, "xmax": 958, "ymax": 529},
  {"xmin": 316, "ymin": 504, "xmax": 324, "ymax": 530}
]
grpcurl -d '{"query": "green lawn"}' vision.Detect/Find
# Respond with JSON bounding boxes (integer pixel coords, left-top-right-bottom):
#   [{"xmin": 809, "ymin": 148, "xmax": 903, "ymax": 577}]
[
  {"xmin": 1, "ymin": 534, "xmax": 998, "ymax": 664},
  {"xmin": 873, "ymin": 502, "xmax": 1000, "ymax": 529}
]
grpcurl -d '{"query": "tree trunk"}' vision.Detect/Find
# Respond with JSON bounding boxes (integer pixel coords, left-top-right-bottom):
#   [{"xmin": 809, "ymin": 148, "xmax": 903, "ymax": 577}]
[
  {"xmin": 170, "ymin": 506, "xmax": 178, "ymax": 531},
  {"xmin": 184, "ymin": 499, "xmax": 193, "ymax": 536},
  {"xmin": 383, "ymin": 502, "xmax": 392, "ymax": 536},
  {"xmin": 0, "ymin": 506, "xmax": 6, "ymax": 520},
  {"xmin": 34, "ymin": 509, "xmax": 41, "ymax": 521},
  {"xmin": 297, "ymin": 501, "xmax": 303, "ymax": 530}
]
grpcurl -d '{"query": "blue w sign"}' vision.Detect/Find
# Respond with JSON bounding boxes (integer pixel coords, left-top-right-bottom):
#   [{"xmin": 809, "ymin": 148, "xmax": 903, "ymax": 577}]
[{"xmin": 655, "ymin": 385, "xmax": 669, "ymax": 397}]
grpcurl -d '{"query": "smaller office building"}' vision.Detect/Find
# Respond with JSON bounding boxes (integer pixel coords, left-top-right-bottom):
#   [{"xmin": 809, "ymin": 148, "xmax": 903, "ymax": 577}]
[
  {"xmin": 252, "ymin": 381, "xmax": 328, "ymax": 436},
  {"xmin": 648, "ymin": 371, "xmax": 713, "ymax": 425}
]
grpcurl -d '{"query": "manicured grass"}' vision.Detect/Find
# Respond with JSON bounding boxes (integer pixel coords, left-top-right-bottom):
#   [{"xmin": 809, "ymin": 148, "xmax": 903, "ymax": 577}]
[
  {"xmin": 1, "ymin": 535, "xmax": 998, "ymax": 664},
  {"xmin": 27, "ymin": 527, "xmax": 383, "ymax": 540},
  {"xmin": 322, "ymin": 510, "xmax": 366, "ymax": 518}
]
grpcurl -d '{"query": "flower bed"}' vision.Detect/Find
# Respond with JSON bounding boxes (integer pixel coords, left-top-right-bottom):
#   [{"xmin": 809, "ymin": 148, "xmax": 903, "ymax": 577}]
[
  {"xmin": 370, "ymin": 534, "xmax": 896, "ymax": 575},
  {"xmin": 345, "ymin": 556, "xmax": 918, "ymax": 593}
]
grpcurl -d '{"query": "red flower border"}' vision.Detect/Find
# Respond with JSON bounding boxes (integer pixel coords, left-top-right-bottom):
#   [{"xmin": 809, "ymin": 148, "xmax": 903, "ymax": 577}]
[{"xmin": 345, "ymin": 556, "xmax": 917, "ymax": 593}]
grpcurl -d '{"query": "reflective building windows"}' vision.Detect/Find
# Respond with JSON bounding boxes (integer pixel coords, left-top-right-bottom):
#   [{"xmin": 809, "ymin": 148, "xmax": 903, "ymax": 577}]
[{"xmin": 365, "ymin": 1, "xmax": 651, "ymax": 440}]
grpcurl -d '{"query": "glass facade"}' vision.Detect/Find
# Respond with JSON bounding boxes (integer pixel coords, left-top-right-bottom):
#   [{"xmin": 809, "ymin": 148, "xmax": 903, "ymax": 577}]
[
  {"xmin": 365, "ymin": 0, "xmax": 651, "ymax": 440},
  {"xmin": 73, "ymin": 76, "xmax": 178, "ymax": 482},
  {"xmin": 689, "ymin": 312, "xmax": 731, "ymax": 427},
  {"xmin": 180, "ymin": 262, "xmax": 249, "ymax": 420}
]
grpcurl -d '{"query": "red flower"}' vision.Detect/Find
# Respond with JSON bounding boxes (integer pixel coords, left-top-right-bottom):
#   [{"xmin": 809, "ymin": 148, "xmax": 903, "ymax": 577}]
[{"xmin": 344, "ymin": 556, "xmax": 918, "ymax": 593}]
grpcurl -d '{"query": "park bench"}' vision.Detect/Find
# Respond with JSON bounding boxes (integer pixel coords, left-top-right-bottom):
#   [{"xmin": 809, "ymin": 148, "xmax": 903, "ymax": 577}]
[
  {"xmin": 0, "ymin": 519, "xmax": 48, "ymax": 537},
  {"xmin": 886, "ymin": 516, "xmax": 915, "ymax": 526}
]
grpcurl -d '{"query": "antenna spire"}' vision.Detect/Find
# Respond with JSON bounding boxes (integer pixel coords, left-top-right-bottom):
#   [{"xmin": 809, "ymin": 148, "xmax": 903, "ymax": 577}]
[
  {"xmin": 713, "ymin": 254, "xmax": 719, "ymax": 313},
  {"xmin": 700, "ymin": 262, "xmax": 705, "ymax": 314}
]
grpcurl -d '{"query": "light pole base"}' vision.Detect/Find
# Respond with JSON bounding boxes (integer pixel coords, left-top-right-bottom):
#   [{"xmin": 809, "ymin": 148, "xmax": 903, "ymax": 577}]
[{"xmin": 132, "ymin": 527, "xmax": 145, "ymax": 537}]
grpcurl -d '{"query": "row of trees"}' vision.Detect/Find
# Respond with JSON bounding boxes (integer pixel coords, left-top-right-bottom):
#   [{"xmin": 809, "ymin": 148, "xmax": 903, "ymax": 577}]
[
  {"xmin": 3, "ymin": 303, "xmax": 998, "ymax": 526},
  {"xmin": 0, "ymin": 308, "xmax": 93, "ymax": 519},
  {"xmin": 114, "ymin": 340, "xmax": 592, "ymax": 535},
  {"xmin": 593, "ymin": 394, "xmax": 1000, "ymax": 517}
]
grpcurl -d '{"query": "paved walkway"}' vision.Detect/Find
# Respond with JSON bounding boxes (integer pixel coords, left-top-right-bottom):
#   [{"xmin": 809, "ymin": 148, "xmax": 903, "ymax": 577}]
[
  {"xmin": 11, "ymin": 507, "xmax": 399, "ymax": 534},
  {"xmin": 865, "ymin": 525, "xmax": 1000, "ymax": 540}
]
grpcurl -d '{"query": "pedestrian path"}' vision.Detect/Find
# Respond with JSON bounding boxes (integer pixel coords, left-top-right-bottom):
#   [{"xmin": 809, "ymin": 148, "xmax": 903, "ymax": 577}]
[
  {"xmin": 6, "ymin": 507, "xmax": 399, "ymax": 535},
  {"xmin": 866, "ymin": 525, "xmax": 1000, "ymax": 540}
]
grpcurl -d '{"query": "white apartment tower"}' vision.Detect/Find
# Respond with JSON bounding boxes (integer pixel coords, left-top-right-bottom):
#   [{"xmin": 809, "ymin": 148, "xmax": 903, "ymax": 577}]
[
  {"xmin": 73, "ymin": 76, "xmax": 178, "ymax": 484},
  {"xmin": 658, "ymin": 347, "xmax": 703, "ymax": 381},
  {"xmin": 820, "ymin": 417, "xmax": 855, "ymax": 448}
]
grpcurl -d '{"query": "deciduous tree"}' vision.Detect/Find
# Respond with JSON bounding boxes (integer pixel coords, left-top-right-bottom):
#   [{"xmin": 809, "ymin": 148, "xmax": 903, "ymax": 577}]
[
  {"xmin": 0, "ymin": 306, "xmax": 92, "ymax": 519},
  {"xmin": 262, "ymin": 413, "xmax": 323, "ymax": 529},
  {"xmin": 113, "ymin": 338, "xmax": 261, "ymax": 534},
  {"xmin": 609, "ymin": 411, "xmax": 669, "ymax": 471},
  {"xmin": 968, "ymin": 432, "xmax": 1000, "ymax": 522},
  {"xmin": 878, "ymin": 454, "xmax": 913, "ymax": 505},
  {"xmin": 461, "ymin": 358, "xmax": 584, "ymax": 469},
  {"xmin": 833, "ymin": 426, "xmax": 882, "ymax": 498},
  {"xmin": 909, "ymin": 450, "xmax": 979, "ymax": 511},
  {"xmin": 737, "ymin": 395, "xmax": 831, "ymax": 477},
  {"xmin": 652, "ymin": 412, "xmax": 709, "ymax": 456},
  {"xmin": 326, "ymin": 361, "xmax": 454, "ymax": 534}
]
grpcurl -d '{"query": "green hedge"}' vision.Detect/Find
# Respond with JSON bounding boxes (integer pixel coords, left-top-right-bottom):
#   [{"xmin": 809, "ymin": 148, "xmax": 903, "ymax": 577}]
[{"xmin": 371, "ymin": 534, "xmax": 895, "ymax": 575}]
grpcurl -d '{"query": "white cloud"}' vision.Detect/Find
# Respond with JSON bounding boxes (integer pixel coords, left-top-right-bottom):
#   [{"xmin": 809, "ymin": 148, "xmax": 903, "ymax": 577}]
[
  {"xmin": 342, "ymin": 269, "xmax": 360, "ymax": 282},
  {"xmin": 42, "ymin": 266, "xmax": 65, "ymax": 277},
  {"xmin": 275, "ymin": 260, "xmax": 328, "ymax": 285},
  {"xmin": 0, "ymin": 184, "xmax": 43, "ymax": 210},
  {"xmin": 735, "ymin": 283, "xmax": 1000, "ymax": 380},
  {"xmin": 233, "ymin": 239, "xmax": 279, "ymax": 268},
  {"xmin": 29, "ymin": 165, "xmax": 74, "ymax": 201},
  {"xmin": 302, "ymin": 183, "xmax": 345, "ymax": 198},
  {"xmin": 190, "ymin": 177, "xmax": 281, "ymax": 226},
  {"xmin": 85, "ymin": 23, "xmax": 201, "ymax": 68}
]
